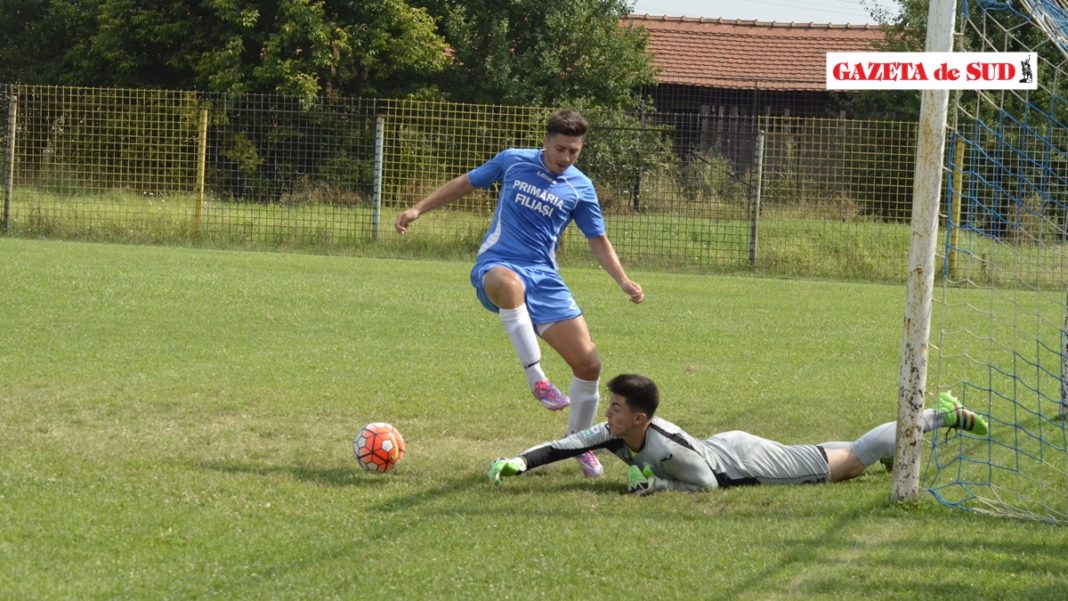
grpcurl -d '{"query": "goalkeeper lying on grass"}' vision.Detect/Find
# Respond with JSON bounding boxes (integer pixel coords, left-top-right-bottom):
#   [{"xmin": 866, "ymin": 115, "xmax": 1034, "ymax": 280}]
[{"xmin": 488, "ymin": 373, "xmax": 988, "ymax": 494}]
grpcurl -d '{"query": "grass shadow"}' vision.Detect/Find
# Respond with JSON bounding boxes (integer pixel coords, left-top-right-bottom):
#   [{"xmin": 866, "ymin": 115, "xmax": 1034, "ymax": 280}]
[
  {"xmin": 700, "ymin": 498, "xmax": 884, "ymax": 601},
  {"xmin": 196, "ymin": 459, "xmax": 375, "ymax": 488},
  {"xmin": 370, "ymin": 472, "xmax": 486, "ymax": 513}
]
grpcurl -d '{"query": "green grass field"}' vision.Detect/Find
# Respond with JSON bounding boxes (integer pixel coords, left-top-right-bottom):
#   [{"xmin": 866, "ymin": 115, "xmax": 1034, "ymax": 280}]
[
  {"xmin": 3, "ymin": 238, "xmax": 1067, "ymax": 600},
  {"xmin": 6, "ymin": 189, "xmax": 919, "ymax": 280},
  {"xmin": 10, "ymin": 188, "xmax": 1066, "ymax": 288}
]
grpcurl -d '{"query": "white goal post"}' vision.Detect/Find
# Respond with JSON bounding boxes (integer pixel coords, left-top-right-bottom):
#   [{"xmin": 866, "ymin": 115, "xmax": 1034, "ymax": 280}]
[{"xmin": 892, "ymin": 0, "xmax": 958, "ymax": 503}]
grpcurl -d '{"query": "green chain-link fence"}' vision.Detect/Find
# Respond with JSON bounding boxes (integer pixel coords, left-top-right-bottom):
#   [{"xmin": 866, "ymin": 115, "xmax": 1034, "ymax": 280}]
[{"xmin": 0, "ymin": 84, "xmax": 919, "ymax": 280}]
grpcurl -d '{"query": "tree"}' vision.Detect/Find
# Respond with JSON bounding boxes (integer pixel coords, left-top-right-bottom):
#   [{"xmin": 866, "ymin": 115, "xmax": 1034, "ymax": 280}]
[
  {"xmin": 242, "ymin": 0, "xmax": 449, "ymax": 100},
  {"xmin": 419, "ymin": 0, "xmax": 656, "ymax": 110},
  {"xmin": 836, "ymin": 0, "xmax": 926, "ymax": 120},
  {"xmin": 3, "ymin": 0, "xmax": 449, "ymax": 102},
  {"xmin": 0, "ymin": 0, "xmax": 95, "ymax": 84}
]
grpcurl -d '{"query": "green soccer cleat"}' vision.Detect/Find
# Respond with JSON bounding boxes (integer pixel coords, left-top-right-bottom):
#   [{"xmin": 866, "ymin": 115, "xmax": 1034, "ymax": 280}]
[{"xmin": 939, "ymin": 391, "xmax": 989, "ymax": 436}]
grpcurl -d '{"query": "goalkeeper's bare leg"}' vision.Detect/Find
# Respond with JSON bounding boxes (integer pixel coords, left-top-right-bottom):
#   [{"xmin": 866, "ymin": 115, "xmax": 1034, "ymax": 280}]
[{"xmin": 823, "ymin": 394, "xmax": 989, "ymax": 481}]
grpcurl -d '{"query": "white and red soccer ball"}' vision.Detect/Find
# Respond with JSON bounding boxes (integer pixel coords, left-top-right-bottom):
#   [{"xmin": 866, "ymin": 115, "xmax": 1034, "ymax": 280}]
[{"xmin": 353, "ymin": 422, "xmax": 406, "ymax": 473}]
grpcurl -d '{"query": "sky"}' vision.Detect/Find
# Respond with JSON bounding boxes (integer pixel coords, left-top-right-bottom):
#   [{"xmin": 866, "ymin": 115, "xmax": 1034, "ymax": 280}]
[{"xmin": 629, "ymin": 0, "xmax": 899, "ymax": 25}]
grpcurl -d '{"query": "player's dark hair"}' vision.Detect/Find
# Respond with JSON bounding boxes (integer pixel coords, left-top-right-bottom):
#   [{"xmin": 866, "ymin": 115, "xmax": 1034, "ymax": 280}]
[
  {"xmin": 607, "ymin": 374, "xmax": 659, "ymax": 417},
  {"xmin": 546, "ymin": 110, "xmax": 589, "ymax": 138}
]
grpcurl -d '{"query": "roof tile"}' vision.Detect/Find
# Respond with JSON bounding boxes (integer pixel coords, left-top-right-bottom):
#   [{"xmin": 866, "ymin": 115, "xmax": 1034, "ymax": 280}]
[{"xmin": 623, "ymin": 15, "xmax": 886, "ymax": 90}]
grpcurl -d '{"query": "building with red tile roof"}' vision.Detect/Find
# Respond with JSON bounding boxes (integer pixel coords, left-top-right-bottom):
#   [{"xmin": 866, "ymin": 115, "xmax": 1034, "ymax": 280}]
[
  {"xmin": 623, "ymin": 15, "xmax": 886, "ymax": 92},
  {"xmin": 621, "ymin": 15, "xmax": 889, "ymax": 169}
]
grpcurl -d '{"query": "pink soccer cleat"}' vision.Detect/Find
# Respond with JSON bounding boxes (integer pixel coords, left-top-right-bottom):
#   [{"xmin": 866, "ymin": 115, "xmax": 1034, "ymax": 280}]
[
  {"xmin": 532, "ymin": 379, "xmax": 570, "ymax": 411},
  {"xmin": 575, "ymin": 450, "xmax": 604, "ymax": 478}
]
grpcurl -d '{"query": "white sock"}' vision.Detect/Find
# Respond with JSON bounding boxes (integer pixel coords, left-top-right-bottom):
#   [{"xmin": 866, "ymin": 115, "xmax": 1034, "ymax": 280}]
[
  {"xmin": 499, "ymin": 305, "xmax": 545, "ymax": 388},
  {"xmin": 567, "ymin": 376, "xmax": 600, "ymax": 434},
  {"xmin": 843, "ymin": 409, "xmax": 941, "ymax": 467}
]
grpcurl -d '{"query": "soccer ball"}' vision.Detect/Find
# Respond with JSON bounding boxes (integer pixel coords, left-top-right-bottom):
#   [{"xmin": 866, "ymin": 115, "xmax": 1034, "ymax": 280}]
[{"xmin": 354, "ymin": 422, "xmax": 405, "ymax": 473}]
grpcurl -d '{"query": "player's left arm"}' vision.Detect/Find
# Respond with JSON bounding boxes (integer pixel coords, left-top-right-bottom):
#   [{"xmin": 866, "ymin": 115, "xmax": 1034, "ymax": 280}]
[
  {"xmin": 570, "ymin": 179, "xmax": 644, "ymax": 304},
  {"xmin": 587, "ymin": 236, "xmax": 644, "ymax": 304},
  {"xmin": 628, "ymin": 466, "xmax": 710, "ymax": 495},
  {"xmin": 651, "ymin": 472, "xmax": 717, "ymax": 493},
  {"xmin": 629, "ymin": 438, "xmax": 720, "ymax": 495}
]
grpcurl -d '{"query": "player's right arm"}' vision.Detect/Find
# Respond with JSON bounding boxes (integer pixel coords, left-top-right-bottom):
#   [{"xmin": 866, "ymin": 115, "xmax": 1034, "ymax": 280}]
[
  {"xmin": 488, "ymin": 424, "xmax": 619, "ymax": 485},
  {"xmin": 394, "ymin": 173, "xmax": 475, "ymax": 235}
]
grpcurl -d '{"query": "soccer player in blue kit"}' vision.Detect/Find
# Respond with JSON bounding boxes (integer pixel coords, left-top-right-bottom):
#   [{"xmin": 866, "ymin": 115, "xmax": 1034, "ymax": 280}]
[
  {"xmin": 488, "ymin": 374, "xmax": 989, "ymax": 493},
  {"xmin": 394, "ymin": 110, "xmax": 644, "ymax": 478}
]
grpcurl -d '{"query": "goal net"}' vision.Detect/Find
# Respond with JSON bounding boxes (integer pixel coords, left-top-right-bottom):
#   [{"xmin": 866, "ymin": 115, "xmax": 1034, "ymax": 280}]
[{"xmin": 929, "ymin": 0, "xmax": 1068, "ymax": 522}]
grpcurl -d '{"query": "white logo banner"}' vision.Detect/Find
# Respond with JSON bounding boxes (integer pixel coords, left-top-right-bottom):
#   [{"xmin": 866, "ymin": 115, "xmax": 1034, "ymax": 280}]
[{"xmin": 826, "ymin": 52, "xmax": 1038, "ymax": 90}]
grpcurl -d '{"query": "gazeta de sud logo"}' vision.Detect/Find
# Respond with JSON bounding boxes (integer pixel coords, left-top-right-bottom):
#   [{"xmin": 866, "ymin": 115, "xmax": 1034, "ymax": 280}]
[{"xmin": 826, "ymin": 52, "xmax": 1038, "ymax": 90}]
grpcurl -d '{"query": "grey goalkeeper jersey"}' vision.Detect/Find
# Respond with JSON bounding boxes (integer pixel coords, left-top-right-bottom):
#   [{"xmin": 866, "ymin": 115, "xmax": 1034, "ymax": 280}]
[{"xmin": 519, "ymin": 417, "xmax": 830, "ymax": 492}]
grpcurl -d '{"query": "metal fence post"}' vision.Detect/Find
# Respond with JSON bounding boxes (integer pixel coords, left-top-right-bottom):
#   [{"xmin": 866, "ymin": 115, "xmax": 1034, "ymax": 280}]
[
  {"xmin": 2, "ymin": 94, "xmax": 16, "ymax": 235},
  {"xmin": 372, "ymin": 114, "xmax": 384, "ymax": 241},
  {"xmin": 194, "ymin": 107, "xmax": 208, "ymax": 238},
  {"xmin": 748, "ymin": 130, "xmax": 765, "ymax": 269},
  {"xmin": 632, "ymin": 105, "xmax": 645, "ymax": 212},
  {"xmin": 948, "ymin": 138, "xmax": 964, "ymax": 279},
  {"xmin": 1062, "ymin": 288, "xmax": 1068, "ymax": 421}
]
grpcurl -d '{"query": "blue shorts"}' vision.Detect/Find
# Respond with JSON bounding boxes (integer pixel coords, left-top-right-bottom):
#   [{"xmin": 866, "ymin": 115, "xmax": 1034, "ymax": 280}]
[{"xmin": 470, "ymin": 261, "xmax": 582, "ymax": 326}]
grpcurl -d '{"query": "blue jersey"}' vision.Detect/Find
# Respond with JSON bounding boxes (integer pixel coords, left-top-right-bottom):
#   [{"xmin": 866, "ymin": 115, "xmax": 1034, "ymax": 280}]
[{"xmin": 467, "ymin": 148, "xmax": 605, "ymax": 269}]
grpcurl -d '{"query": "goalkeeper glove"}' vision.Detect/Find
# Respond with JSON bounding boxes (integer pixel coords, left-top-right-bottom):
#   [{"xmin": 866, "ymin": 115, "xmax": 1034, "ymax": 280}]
[
  {"xmin": 627, "ymin": 464, "xmax": 657, "ymax": 496},
  {"xmin": 487, "ymin": 457, "xmax": 527, "ymax": 485}
]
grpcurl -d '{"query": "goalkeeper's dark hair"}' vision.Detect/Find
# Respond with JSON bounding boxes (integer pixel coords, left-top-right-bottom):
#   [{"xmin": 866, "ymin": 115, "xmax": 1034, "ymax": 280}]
[
  {"xmin": 546, "ymin": 109, "xmax": 589, "ymax": 138},
  {"xmin": 607, "ymin": 374, "xmax": 659, "ymax": 417}
]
